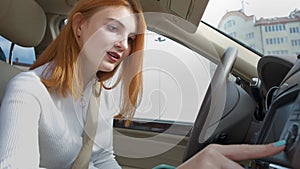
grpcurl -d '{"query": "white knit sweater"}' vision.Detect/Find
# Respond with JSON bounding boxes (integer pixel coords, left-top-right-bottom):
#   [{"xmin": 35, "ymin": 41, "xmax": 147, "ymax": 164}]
[{"xmin": 0, "ymin": 64, "xmax": 121, "ymax": 169}]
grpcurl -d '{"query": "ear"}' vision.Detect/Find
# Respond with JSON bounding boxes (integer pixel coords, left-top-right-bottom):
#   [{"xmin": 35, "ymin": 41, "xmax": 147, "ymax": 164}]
[{"xmin": 72, "ymin": 12, "xmax": 84, "ymax": 37}]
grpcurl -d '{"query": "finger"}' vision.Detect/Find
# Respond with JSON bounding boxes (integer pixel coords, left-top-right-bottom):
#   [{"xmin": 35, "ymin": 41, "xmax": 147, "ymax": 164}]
[{"xmin": 211, "ymin": 140, "xmax": 286, "ymax": 161}]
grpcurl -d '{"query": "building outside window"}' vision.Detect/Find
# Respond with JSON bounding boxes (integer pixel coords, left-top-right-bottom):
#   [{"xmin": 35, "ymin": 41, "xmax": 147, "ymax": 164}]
[{"xmin": 218, "ymin": 9, "xmax": 300, "ymax": 56}]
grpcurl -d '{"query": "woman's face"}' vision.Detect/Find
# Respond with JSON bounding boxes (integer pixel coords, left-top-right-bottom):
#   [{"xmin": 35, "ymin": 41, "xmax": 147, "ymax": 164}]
[{"xmin": 75, "ymin": 6, "xmax": 137, "ymax": 73}]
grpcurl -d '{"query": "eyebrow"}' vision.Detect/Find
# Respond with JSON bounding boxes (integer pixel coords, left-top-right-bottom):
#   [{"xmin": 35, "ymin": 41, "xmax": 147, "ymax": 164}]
[
  {"xmin": 107, "ymin": 18, "xmax": 137, "ymax": 36},
  {"xmin": 107, "ymin": 18, "xmax": 125, "ymax": 29}
]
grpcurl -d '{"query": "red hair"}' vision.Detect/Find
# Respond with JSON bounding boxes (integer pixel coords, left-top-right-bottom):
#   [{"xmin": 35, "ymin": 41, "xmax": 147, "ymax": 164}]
[{"xmin": 30, "ymin": 0, "xmax": 145, "ymax": 126}]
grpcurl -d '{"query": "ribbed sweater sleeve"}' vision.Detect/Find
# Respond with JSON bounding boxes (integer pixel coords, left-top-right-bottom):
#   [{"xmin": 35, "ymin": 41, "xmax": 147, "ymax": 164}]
[{"xmin": 0, "ymin": 72, "xmax": 42, "ymax": 169}]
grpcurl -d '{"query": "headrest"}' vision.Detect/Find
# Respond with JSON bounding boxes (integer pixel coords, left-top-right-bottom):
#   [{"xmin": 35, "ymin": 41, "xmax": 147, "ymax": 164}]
[{"xmin": 0, "ymin": 0, "xmax": 46, "ymax": 47}]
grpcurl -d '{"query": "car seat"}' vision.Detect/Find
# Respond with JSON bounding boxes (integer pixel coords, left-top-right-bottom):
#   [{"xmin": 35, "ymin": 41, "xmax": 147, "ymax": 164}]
[
  {"xmin": 0, "ymin": 61, "xmax": 21, "ymax": 105},
  {"xmin": 0, "ymin": 0, "xmax": 46, "ymax": 106}
]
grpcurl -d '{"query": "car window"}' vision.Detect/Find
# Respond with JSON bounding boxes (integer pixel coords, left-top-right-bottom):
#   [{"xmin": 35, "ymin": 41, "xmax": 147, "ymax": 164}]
[
  {"xmin": 202, "ymin": 0, "xmax": 300, "ymax": 57},
  {"xmin": 133, "ymin": 30, "xmax": 215, "ymax": 123},
  {"xmin": 0, "ymin": 35, "xmax": 36, "ymax": 69}
]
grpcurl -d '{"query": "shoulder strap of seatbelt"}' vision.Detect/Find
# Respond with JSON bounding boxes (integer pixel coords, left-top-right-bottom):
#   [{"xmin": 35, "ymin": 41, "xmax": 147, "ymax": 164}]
[{"xmin": 72, "ymin": 81, "xmax": 101, "ymax": 169}]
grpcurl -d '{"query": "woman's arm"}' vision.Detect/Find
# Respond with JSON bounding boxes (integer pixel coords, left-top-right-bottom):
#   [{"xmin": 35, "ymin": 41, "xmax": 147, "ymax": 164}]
[
  {"xmin": 177, "ymin": 141, "xmax": 286, "ymax": 169},
  {"xmin": 92, "ymin": 148, "xmax": 121, "ymax": 169},
  {"xmin": 0, "ymin": 76, "xmax": 41, "ymax": 168}
]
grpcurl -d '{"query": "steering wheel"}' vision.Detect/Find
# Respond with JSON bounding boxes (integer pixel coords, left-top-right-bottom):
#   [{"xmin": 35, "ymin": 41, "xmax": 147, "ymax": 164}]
[{"xmin": 183, "ymin": 46, "xmax": 238, "ymax": 161}]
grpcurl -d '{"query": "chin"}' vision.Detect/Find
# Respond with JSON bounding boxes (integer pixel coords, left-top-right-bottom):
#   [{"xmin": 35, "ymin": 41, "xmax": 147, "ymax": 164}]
[
  {"xmin": 98, "ymin": 62, "xmax": 119, "ymax": 73},
  {"xmin": 98, "ymin": 66, "xmax": 116, "ymax": 73}
]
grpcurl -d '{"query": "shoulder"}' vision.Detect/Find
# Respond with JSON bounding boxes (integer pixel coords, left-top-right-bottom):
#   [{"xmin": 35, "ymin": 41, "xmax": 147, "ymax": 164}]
[
  {"xmin": 8, "ymin": 63, "xmax": 50, "ymax": 90},
  {"xmin": 9, "ymin": 71, "xmax": 43, "ymax": 88},
  {"xmin": 6, "ymin": 70, "xmax": 48, "ymax": 98}
]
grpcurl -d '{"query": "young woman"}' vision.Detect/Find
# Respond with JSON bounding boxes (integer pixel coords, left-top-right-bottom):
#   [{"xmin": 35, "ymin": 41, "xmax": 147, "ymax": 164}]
[
  {"xmin": 0, "ymin": 0, "xmax": 144, "ymax": 168},
  {"xmin": 0, "ymin": 0, "xmax": 285, "ymax": 168}
]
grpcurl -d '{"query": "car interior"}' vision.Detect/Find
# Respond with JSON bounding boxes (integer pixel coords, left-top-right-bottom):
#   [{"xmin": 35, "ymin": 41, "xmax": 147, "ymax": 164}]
[{"xmin": 0, "ymin": 0, "xmax": 299, "ymax": 169}]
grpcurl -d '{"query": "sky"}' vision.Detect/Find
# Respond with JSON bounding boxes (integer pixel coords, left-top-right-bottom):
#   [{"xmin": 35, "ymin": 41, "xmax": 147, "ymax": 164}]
[
  {"xmin": 0, "ymin": 36, "xmax": 35, "ymax": 64},
  {"xmin": 202, "ymin": 0, "xmax": 300, "ymax": 26}
]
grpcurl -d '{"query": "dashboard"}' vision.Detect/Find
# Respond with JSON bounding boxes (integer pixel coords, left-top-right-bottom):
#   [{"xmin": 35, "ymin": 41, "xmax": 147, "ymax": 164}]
[{"xmin": 255, "ymin": 55, "xmax": 300, "ymax": 169}]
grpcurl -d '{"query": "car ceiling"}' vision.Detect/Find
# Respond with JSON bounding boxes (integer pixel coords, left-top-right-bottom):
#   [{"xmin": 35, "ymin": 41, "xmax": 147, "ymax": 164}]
[{"xmin": 35, "ymin": 0, "xmax": 209, "ymax": 33}]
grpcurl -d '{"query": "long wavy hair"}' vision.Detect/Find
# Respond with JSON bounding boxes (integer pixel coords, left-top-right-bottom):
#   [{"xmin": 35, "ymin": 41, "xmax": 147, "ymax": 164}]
[{"xmin": 30, "ymin": 0, "xmax": 145, "ymax": 126}]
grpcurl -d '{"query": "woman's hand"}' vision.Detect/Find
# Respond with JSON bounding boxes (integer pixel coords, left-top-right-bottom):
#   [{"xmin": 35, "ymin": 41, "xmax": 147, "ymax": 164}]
[{"xmin": 177, "ymin": 140, "xmax": 286, "ymax": 169}]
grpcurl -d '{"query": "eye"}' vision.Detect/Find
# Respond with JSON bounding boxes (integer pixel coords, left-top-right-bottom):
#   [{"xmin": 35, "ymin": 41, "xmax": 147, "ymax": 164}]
[{"xmin": 107, "ymin": 24, "xmax": 119, "ymax": 32}]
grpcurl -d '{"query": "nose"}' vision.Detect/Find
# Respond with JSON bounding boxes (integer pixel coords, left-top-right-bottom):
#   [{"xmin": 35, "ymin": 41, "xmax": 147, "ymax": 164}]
[{"xmin": 114, "ymin": 38, "xmax": 129, "ymax": 51}]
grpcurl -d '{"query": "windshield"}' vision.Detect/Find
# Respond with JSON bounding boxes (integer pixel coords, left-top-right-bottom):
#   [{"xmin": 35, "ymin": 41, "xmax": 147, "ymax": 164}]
[{"xmin": 202, "ymin": 0, "xmax": 300, "ymax": 57}]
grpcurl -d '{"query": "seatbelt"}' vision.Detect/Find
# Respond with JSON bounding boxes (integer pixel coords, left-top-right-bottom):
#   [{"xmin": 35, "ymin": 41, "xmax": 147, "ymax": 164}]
[{"xmin": 72, "ymin": 81, "xmax": 101, "ymax": 169}]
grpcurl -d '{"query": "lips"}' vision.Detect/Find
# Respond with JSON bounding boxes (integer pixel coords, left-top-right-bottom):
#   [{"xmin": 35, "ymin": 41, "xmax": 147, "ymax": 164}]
[{"xmin": 107, "ymin": 51, "xmax": 121, "ymax": 62}]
